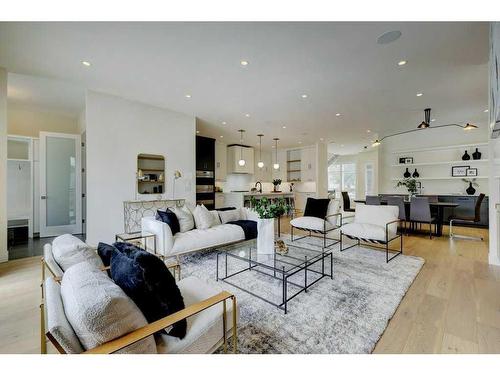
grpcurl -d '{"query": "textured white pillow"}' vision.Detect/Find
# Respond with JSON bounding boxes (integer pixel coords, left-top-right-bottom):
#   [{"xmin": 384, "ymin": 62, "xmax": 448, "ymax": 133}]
[
  {"xmin": 210, "ymin": 210, "xmax": 222, "ymax": 226},
  {"xmin": 61, "ymin": 262, "xmax": 157, "ymax": 354},
  {"xmin": 52, "ymin": 234, "xmax": 103, "ymax": 271},
  {"xmin": 170, "ymin": 205, "xmax": 195, "ymax": 233},
  {"xmin": 192, "ymin": 205, "xmax": 214, "ymax": 230},
  {"xmin": 219, "ymin": 209, "xmax": 241, "ymax": 224}
]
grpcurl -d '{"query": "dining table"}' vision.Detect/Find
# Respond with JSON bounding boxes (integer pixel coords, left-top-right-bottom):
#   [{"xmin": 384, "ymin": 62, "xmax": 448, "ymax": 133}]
[{"xmin": 354, "ymin": 199, "xmax": 459, "ymax": 237}]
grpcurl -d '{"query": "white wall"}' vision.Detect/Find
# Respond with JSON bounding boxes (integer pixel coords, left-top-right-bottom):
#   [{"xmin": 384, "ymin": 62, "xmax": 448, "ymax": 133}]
[
  {"xmin": 85, "ymin": 91, "xmax": 196, "ymax": 245},
  {"xmin": 378, "ymin": 125, "xmax": 489, "ymax": 195},
  {"xmin": 7, "ymin": 102, "xmax": 78, "ymax": 137},
  {"xmin": 0, "ymin": 68, "xmax": 7, "ymax": 262}
]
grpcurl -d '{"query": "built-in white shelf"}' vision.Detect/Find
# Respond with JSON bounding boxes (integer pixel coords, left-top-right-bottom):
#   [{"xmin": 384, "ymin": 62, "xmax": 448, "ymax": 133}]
[
  {"xmin": 391, "ymin": 159, "xmax": 488, "ymax": 167},
  {"xmin": 391, "ymin": 142, "xmax": 489, "ymax": 154},
  {"xmin": 391, "ymin": 176, "xmax": 489, "ymax": 181}
]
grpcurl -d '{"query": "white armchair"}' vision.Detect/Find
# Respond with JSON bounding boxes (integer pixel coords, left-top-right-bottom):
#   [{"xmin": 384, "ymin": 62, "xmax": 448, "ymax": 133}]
[{"xmin": 340, "ymin": 204, "xmax": 403, "ymax": 263}]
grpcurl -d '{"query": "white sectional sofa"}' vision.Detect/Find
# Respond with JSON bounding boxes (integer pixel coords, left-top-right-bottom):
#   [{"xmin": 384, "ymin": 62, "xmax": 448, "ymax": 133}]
[{"xmin": 141, "ymin": 207, "xmax": 259, "ymax": 259}]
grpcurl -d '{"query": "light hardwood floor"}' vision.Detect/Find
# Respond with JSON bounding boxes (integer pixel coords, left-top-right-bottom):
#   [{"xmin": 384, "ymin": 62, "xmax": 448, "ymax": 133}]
[{"xmin": 0, "ymin": 221, "xmax": 499, "ymax": 354}]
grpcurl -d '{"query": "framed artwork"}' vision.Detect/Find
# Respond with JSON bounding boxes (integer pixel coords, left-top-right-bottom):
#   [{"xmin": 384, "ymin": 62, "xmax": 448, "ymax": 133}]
[
  {"xmin": 398, "ymin": 157, "xmax": 407, "ymax": 164},
  {"xmin": 466, "ymin": 168, "xmax": 478, "ymax": 177},
  {"xmin": 452, "ymin": 166, "xmax": 469, "ymax": 177},
  {"xmin": 404, "ymin": 157, "xmax": 413, "ymax": 164}
]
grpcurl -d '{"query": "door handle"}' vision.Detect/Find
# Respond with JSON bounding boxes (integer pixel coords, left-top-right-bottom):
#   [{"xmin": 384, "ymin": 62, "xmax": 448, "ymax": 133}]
[{"xmin": 41, "ymin": 195, "xmax": 47, "ymax": 200}]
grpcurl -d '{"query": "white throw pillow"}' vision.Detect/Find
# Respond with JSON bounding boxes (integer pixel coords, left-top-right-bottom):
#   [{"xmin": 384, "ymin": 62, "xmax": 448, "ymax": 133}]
[
  {"xmin": 52, "ymin": 234, "xmax": 103, "ymax": 271},
  {"xmin": 61, "ymin": 262, "xmax": 157, "ymax": 354},
  {"xmin": 219, "ymin": 209, "xmax": 241, "ymax": 224},
  {"xmin": 192, "ymin": 205, "xmax": 214, "ymax": 230},
  {"xmin": 210, "ymin": 210, "xmax": 222, "ymax": 226},
  {"xmin": 171, "ymin": 205, "xmax": 195, "ymax": 232}
]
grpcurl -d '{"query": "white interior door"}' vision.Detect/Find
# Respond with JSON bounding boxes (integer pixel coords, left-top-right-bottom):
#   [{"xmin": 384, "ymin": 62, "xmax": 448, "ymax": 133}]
[{"xmin": 40, "ymin": 132, "xmax": 82, "ymax": 237}]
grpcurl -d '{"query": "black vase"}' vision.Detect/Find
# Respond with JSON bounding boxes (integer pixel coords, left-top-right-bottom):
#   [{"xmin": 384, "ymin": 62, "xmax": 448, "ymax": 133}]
[
  {"xmin": 466, "ymin": 182, "xmax": 476, "ymax": 195},
  {"xmin": 404, "ymin": 168, "xmax": 411, "ymax": 178},
  {"xmin": 412, "ymin": 169, "xmax": 420, "ymax": 178},
  {"xmin": 462, "ymin": 150, "xmax": 471, "ymax": 160},
  {"xmin": 472, "ymin": 148, "xmax": 482, "ymax": 160}
]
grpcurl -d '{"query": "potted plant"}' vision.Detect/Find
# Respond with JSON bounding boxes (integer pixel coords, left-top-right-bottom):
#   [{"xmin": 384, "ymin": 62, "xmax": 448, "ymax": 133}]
[
  {"xmin": 272, "ymin": 178, "xmax": 282, "ymax": 192},
  {"xmin": 396, "ymin": 178, "xmax": 418, "ymax": 198},
  {"xmin": 250, "ymin": 197, "xmax": 289, "ymax": 258},
  {"xmin": 462, "ymin": 178, "xmax": 479, "ymax": 195}
]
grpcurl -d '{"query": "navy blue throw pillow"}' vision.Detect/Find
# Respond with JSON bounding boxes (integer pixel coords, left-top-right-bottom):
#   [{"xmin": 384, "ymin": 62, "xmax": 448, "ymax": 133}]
[
  {"xmin": 156, "ymin": 209, "xmax": 180, "ymax": 235},
  {"xmin": 110, "ymin": 245, "xmax": 187, "ymax": 339},
  {"xmin": 303, "ymin": 198, "xmax": 330, "ymax": 219},
  {"xmin": 97, "ymin": 242, "xmax": 117, "ymax": 267}
]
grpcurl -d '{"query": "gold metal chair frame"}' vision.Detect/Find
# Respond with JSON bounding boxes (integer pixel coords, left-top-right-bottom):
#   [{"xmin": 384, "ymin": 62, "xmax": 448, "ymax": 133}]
[{"xmin": 40, "ymin": 258, "xmax": 238, "ymax": 354}]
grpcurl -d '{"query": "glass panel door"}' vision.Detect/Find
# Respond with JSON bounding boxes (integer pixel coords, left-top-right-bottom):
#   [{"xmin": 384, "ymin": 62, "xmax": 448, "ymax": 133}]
[{"xmin": 40, "ymin": 132, "xmax": 82, "ymax": 237}]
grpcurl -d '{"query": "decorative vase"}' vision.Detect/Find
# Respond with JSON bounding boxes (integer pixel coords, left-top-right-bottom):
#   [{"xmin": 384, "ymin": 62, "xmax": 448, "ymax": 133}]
[
  {"xmin": 404, "ymin": 168, "xmax": 411, "ymax": 178},
  {"xmin": 462, "ymin": 150, "xmax": 471, "ymax": 160},
  {"xmin": 257, "ymin": 218, "xmax": 275, "ymax": 260},
  {"xmin": 466, "ymin": 182, "xmax": 476, "ymax": 195},
  {"xmin": 273, "ymin": 184, "xmax": 280, "ymax": 192},
  {"xmin": 412, "ymin": 169, "xmax": 420, "ymax": 178},
  {"xmin": 472, "ymin": 148, "xmax": 482, "ymax": 160}
]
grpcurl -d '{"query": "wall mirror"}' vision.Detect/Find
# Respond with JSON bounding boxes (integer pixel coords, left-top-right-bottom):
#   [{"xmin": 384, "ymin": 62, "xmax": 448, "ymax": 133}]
[{"xmin": 137, "ymin": 153, "xmax": 165, "ymax": 195}]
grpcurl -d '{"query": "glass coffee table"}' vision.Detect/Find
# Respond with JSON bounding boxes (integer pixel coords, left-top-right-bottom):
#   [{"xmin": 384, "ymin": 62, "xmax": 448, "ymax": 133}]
[{"xmin": 216, "ymin": 239, "xmax": 333, "ymax": 314}]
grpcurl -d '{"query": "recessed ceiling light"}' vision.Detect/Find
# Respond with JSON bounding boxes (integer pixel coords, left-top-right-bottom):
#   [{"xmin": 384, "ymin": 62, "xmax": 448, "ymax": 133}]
[
  {"xmin": 484, "ymin": 109, "xmax": 489, "ymax": 113},
  {"xmin": 196, "ymin": 130, "xmax": 200, "ymax": 134},
  {"xmin": 336, "ymin": 113, "xmax": 341, "ymax": 117},
  {"xmin": 397, "ymin": 60, "xmax": 407, "ymax": 66},
  {"xmin": 222, "ymin": 121, "xmax": 227, "ymax": 125},
  {"xmin": 301, "ymin": 94, "xmax": 308, "ymax": 99},
  {"xmin": 220, "ymin": 135, "xmax": 224, "ymax": 138},
  {"xmin": 245, "ymin": 114, "xmax": 250, "ymax": 118},
  {"xmin": 185, "ymin": 94, "xmax": 191, "ymax": 98},
  {"xmin": 431, "ymin": 118, "xmax": 436, "ymax": 122},
  {"xmin": 377, "ymin": 30, "xmax": 402, "ymax": 45},
  {"xmin": 320, "ymin": 138, "xmax": 324, "ymax": 141},
  {"xmin": 367, "ymin": 129, "xmax": 371, "ymax": 133},
  {"xmin": 282, "ymin": 126, "xmax": 286, "ymax": 129},
  {"xmin": 416, "ymin": 93, "xmax": 423, "ymax": 97},
  {"xmin": 240, "ymin": 60, "xmax": 249, "ymax": 66},
  {"xmin": 82, "ymin": 61, "xmax": 91, "ymax": 67}
]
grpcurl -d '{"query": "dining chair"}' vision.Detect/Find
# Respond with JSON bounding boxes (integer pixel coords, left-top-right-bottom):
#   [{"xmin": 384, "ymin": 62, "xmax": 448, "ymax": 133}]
[
  {"xmin": 449, "ymin": 193, "xmax": 485, "ymax": 241},
  {"xmin": 365, "ymin": 195, "xmax": 381, "ymax": 205},
  {"xmin": 341, "ymin": 191, "xmax": 355, "ymax": 212},
  {"xmin": 387, "ymin": 196, "xmax": 408, "ymax": 234},
  {"xmin": 410, "ymin": 197, "xmax": 437, "ymax": 239}
]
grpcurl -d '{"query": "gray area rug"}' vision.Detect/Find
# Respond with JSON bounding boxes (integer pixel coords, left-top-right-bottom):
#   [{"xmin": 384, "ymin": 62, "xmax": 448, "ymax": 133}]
[{"xmin": 180, "ymin": 235, "xmax": 424, "ymax": 353}]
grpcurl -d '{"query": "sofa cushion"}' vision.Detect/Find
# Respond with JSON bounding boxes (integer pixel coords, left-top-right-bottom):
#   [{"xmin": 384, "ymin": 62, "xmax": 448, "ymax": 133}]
[
  {"xmin": 290, "ymin": 216, "xmax": 335, "ymax": 232},
  {"xmin": 210, "ymin": 210, "xmax": 222, "ymax": 226},
  {"xmin": 303, "ymin": 198, "xmax": 330, "ymax": 219},
  {"xmin": 171, "ymin": 224, "xmax": 245, "ymax": 255},
  {"xmin": 192, "ymin": 205, "xmax": 214, "ymax": 230},
  {"xmin": 110, "ymin": 246, "xmax": 187, "ymax": 339},
  {"xmin": 219, "ymin": 209, "xmax": 241, "ymax": 224},
  {"xmin": 341, "ymin": 222, "xmax": 397, "ymax": 242},
  {"xmin": 170, "ymin": 205, "xmax": 195, "ymax": 233},
  {"xmin": 60, "ymin": 261, "xmax": 156, "ymax": 353},
  {"xmin": 52, "ymin": 234, "xmax": 103, "ymax": 271},
  {"xmin": 156, "ymin": 209, "xmax": 180, "ymax": 235},
  {"xmin": 156, "ymin": 276, "xmax": 237, "ymax": 354},
  {"xmin": 97, "ymin": 242, "xmax": 117, "ymax": 268}
]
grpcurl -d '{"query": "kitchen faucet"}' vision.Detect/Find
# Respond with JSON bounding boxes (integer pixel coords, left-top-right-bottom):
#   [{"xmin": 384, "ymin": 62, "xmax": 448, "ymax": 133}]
[{"xmin": 255, "ymin": 181, "xmax": 262, "ymax": 193}]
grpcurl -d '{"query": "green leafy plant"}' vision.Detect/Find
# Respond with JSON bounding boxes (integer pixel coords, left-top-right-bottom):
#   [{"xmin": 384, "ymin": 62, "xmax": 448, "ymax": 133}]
[
  {"xmin": 396, "ymin": 178, "xmax": 418, "ymax": 195},
  {"xmin": 250, "ymin": 197, "xmax": 290, "ymax": 219}
]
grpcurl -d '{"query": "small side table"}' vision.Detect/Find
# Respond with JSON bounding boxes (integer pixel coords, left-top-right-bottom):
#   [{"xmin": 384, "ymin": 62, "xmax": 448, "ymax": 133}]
[{"xmin": 115, "ymin": 231, "xmax": 157, "ymax": 255}]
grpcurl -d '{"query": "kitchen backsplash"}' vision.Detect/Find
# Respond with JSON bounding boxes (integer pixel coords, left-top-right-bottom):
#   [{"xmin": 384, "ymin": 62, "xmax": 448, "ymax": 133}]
[{"xmin": 215, "ymin": 174, "xmax": 316, "ymax": 193}]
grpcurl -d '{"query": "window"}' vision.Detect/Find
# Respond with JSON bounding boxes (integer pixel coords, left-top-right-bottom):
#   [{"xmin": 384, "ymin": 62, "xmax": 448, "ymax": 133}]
[{"xmin": 328, "ymin": 162, "xmax": 356, "ymax": 198}]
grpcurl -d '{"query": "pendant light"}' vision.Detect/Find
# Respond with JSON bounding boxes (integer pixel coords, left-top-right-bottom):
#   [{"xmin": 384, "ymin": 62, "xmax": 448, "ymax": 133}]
[
  {"xmin": 417, "ymin": 108, "xmax": 431, "ymax": 129},
  {"xmin": 273, "ymin": 138, "xmax": 280, "ymax": 170},
  {"xmin": 257, "ymin": 134, "xmax": 264, "ymax": 168},
  {"xmin": 238, "ymin": 129, "xmax": 246, "ymax": 166}
]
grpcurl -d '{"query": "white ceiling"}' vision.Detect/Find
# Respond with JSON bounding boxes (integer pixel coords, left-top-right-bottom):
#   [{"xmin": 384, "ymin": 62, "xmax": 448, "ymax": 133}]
[{"xmin": 0, "ymin": 22, "xmax": 490, "ymax": 151}]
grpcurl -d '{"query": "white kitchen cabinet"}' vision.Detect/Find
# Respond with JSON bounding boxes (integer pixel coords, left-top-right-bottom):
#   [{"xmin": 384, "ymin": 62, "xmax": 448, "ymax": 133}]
[
  {"xmin": 227, "ymin": 145, "xmax": 255, "ymax": 174},
  {"xmin": 272, "ymin": 150, "xmax": 287, "ymax": 182},
  {"xmin": 300, "ymin": 146, "xmax": 316, "ymax": 182},
  {"xmin": 215, "ymin": 141, "xmax": 227, "ymax": 181},
  {"xmin": 254, "ymin": 150, "xmax": 272, "ymax": 182}
]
